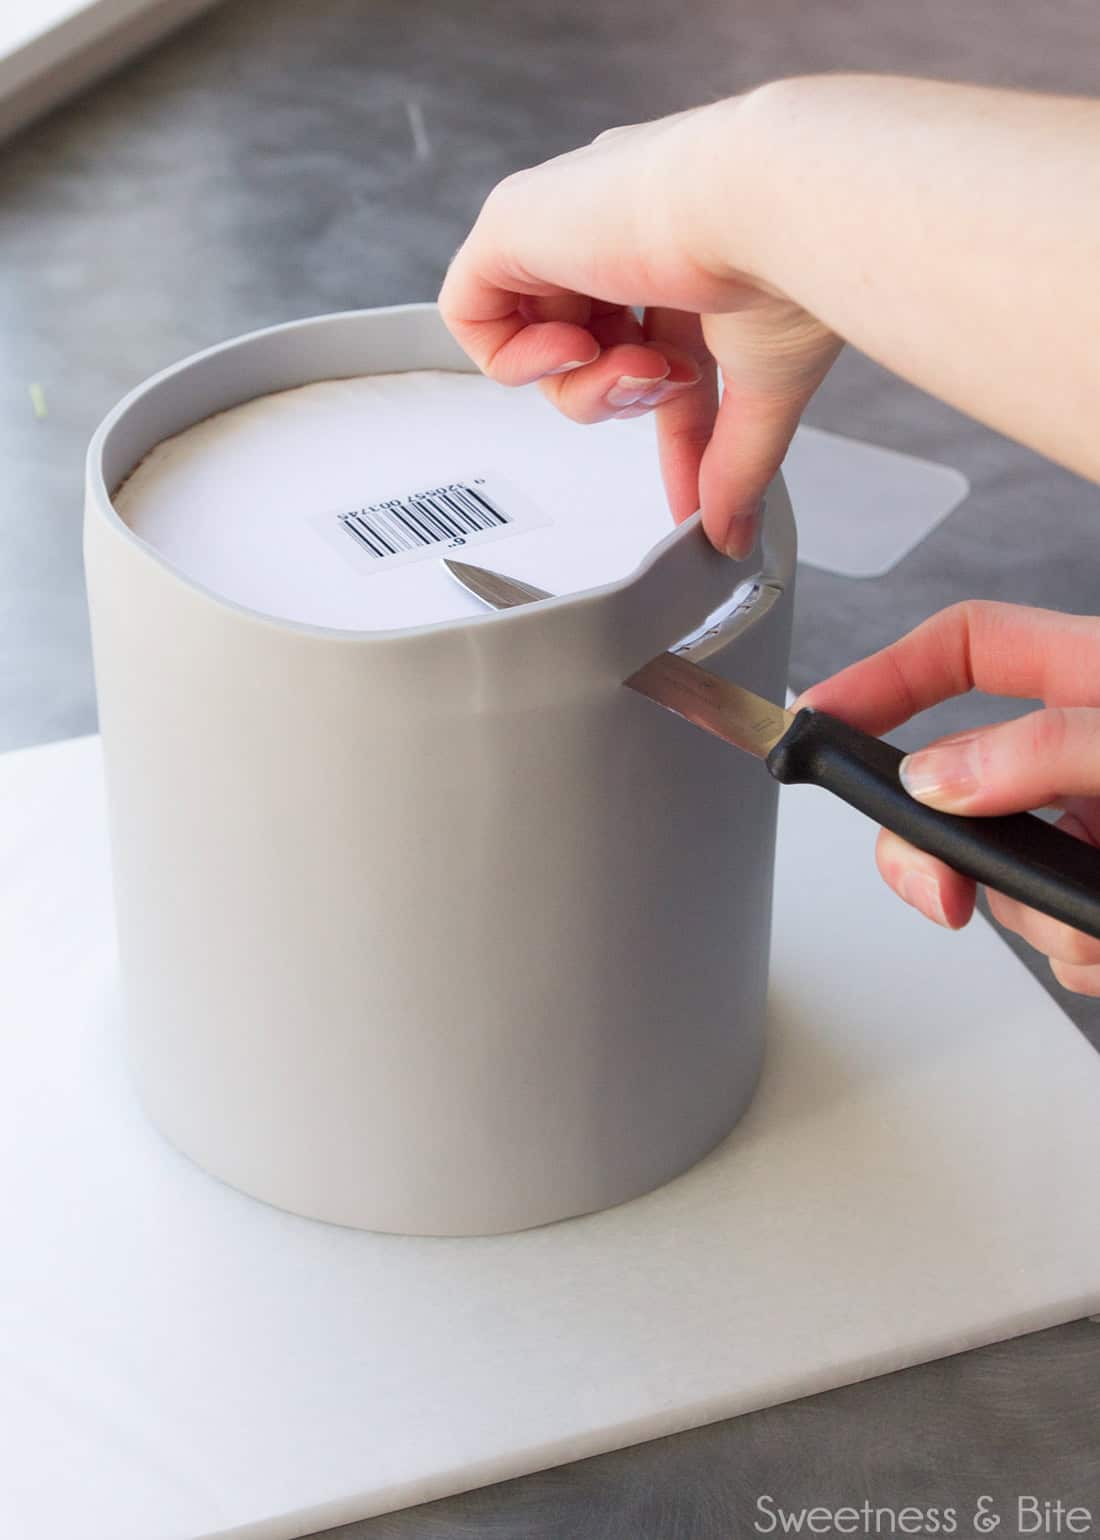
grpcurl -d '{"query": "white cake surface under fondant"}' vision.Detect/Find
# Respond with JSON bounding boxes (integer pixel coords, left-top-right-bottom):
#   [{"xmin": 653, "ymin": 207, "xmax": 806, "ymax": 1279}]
[{"xmin": 3, "ymin": 734, "xmax": 1100, "ymax": 1540}]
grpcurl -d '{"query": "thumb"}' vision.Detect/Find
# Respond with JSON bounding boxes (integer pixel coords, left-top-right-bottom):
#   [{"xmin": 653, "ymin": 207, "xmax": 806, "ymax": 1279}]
[
  {"xmin": 899, "ymin": 708, "xmax": 1100, "ymax": 815},
  {"xmin": 697, "ymin": 386, "xmax": 807, "ymax": 558},
  {"xmin": 699, "ymin": 305, "xmax": 841, "ymax": 558}
]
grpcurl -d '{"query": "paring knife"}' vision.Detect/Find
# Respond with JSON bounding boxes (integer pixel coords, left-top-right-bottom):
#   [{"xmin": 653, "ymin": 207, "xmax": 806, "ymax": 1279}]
[{"xmin": 444, "ymin": 557, "xmax": 1100, "ymax": 942}]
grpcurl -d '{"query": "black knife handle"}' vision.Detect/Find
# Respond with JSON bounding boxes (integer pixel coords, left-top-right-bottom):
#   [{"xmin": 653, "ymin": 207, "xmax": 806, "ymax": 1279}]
[{"xmin": 766, "ymin": 709, "xmax": 1100, "ymax": 940}]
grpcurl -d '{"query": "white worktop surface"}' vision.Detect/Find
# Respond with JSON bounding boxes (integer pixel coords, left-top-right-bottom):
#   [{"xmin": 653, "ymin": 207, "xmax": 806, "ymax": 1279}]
[{"xmin": 2, "ymin": 735, "xmax": 1099, "ymax": 1540}]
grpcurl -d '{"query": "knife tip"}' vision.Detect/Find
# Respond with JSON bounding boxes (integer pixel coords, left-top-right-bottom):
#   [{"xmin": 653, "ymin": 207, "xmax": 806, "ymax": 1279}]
[{"xmin": 442, "ymin": 558, "xmax": 480, "ymax": 581}]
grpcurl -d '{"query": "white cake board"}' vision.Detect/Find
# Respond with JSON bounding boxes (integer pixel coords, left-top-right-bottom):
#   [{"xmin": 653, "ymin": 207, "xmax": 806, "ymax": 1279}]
[{"xmin": 3, "ymin": 736, "xmax": 1099, "ymax": 1540}]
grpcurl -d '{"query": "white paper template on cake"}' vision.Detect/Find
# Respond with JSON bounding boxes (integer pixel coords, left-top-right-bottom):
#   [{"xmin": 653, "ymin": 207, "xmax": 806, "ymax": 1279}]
[
  {"xmin": 113, "ymin": 371, "xmax": 970, "ymax": 631},
  {"xmin": 112, "ymin": 372, "xmax": 679, "ymax": 633}
]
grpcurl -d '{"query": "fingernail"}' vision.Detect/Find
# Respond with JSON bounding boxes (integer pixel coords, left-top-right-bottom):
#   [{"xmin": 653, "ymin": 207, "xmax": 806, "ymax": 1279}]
[
  {"xmin": 721, "ymin": 502, "xmax": 764, "ymax": 560},
  {"xmin": 898, "ymin": 868, "xmax": 949, "ymax": 927},
  {"xmin": 605, "ymin": 372, "xmax": 669, "ymax": 409},
  {"xmin": 636, "ymin": 377, "xmax": 699, "ymax": 408},
  {"xmin": 612, "ymin": 379, "xmax": 699, "ymax": 420},
  {"xmin": 899, "ymin": 742, "xmax": 982, "ymax": 809},
  {"xmin": 546, "ymin": 358, "xmax": 593, "ymax": 375}
]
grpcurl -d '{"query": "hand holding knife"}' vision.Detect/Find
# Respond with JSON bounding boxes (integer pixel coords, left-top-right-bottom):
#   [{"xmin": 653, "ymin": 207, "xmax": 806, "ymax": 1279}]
[{"xmin": 445, "ymin": 558, "xmax": 1100, "ymax": 943}]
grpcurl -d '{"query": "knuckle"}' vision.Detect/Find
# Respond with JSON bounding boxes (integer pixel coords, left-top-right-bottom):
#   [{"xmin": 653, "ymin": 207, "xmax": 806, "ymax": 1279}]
[
  {"xmin": 487, "ymin": 169, "xmax": 525, "ymax": 200},
  {"xmin": 948, "ymin": 597, "xmax": 983, "ymax": 646},
  {"xmin": 662, "ymin": 423, "xmax": 712, "ymax": 454},
  {"xmin": 1051, "ymin": 959, "xmax": 1100, "ymax": 997},
  {"xmin": 479, "ymin": 173, "xmax": 526, "ymax": 226},
  {"xmin": 1053, "ymin": 924, "xmax": 1100, "ymax": 968},
  {"xmin": 537, "ymin": 379, "xmax": 597, "ymax": 423},
  {"xmin": 755, "ymin": 454, "xmax": 788, "ymax": 487},
  {"xmin": 480, "ymin": 337, "xmax": 518, "ymax": 383},
  {"xmin": 874, "ymin": 829, "xmax": 915, "ymax": 887},
  {"xmin": 1026, "ymin": 707, "xmax": 1071, "ymax": 763},
  {"xmin": 954, "ymin": 598, "xmax": 995, "ymax": 628},
  {"xmin": 989, "ymin": 890, "xmax": 1100, "ymax": 967},
  {"xmin": 985, "ymin": 888, "xmax": 1019, "ymax": 931},
  {"xmin": 954, "ymin": 597, "xmax": 1023, "ymax": 632}
]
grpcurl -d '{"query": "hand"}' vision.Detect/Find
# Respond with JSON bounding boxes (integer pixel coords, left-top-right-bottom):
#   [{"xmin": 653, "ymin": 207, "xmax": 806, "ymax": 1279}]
[
  {"xmin": 438, "ymin": 96, "xmax": 841, "ymax": 559},
  {"xmin": 799, "ymin": 601, "xmax": 1100, "ymax": 995}
]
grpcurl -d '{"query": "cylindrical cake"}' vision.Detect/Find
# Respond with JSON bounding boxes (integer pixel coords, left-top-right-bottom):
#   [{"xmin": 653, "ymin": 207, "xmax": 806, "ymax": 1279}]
[{"xmin": 84, "ymin": 304, "xmax": 796, "ymax": 1235}]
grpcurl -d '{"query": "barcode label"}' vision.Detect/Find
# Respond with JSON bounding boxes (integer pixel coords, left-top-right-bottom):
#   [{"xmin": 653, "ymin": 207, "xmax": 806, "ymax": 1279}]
[
  {"xmin": 342, "ymin": 481, "xmax": 510, "ymax": 558},
  {"xmin": 314, "ymin": 475, "xmax": 546, "ymax": 575}
]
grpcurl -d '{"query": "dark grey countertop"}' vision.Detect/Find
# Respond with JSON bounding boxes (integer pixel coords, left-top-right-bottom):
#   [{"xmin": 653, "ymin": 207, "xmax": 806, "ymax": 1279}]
[{"xmin": 3, "ymin": 0, "xmax": 1098, "ymax": 1532}]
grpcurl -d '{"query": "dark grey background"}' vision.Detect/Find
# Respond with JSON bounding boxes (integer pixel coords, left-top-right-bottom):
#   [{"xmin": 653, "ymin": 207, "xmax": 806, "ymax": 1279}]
[{"xmin": 3, "ymin": 1, "xmax": 1099, "ymax": 1534}]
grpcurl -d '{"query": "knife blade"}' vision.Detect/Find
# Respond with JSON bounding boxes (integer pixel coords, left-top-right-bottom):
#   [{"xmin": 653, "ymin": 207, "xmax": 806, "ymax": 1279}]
[
  {"xmin": 444, "ymin": 557, "xmax": 1100, "ymax": 941},
  {"xmin": 443, "ymin": 559, "xmax": 793, "ymax": 756}
]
